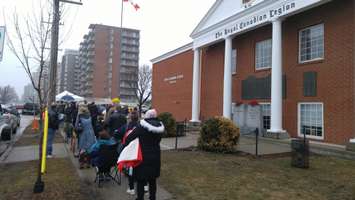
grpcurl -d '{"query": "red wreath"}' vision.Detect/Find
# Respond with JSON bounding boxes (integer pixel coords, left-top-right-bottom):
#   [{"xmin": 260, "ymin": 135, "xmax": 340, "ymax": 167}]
[{"xmin": 249, "ymin": 100, "xmax": 259, "ymax": 106}]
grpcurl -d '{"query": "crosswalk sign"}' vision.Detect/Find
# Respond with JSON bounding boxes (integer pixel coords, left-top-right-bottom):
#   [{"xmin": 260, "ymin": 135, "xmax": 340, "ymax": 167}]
[{"xmin": 0, "ymin": 26, "xmax": 5, "ymax": 62}]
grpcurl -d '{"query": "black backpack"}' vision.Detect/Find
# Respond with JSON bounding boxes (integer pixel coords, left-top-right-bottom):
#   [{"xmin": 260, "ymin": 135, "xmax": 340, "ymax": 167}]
[{"xmin": 49, "ymin": 110, "xmax": 59, "ymax": 129}]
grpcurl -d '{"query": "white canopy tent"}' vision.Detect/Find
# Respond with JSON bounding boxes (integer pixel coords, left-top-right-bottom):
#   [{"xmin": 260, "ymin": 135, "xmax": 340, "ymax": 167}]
[{"xmin": 55, "ymin": 91, "xmax": 84, "ymax": 102}]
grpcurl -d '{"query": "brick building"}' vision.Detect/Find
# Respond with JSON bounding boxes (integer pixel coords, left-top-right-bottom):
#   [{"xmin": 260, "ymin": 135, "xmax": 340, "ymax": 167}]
[
  {"xmin": 79, "ymin": 24, "xmax": 139, "ymax": 103},
  {"xmin": 151, "ymin": 0, "xmax": 355, "ymax": 144}
]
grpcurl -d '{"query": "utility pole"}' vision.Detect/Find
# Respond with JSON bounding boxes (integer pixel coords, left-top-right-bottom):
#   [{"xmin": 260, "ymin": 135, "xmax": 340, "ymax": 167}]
[
  {"xmin": 48, "ymin": 0, "xmax": 60, "ymax": 105},
  {"xmin": 48, "ymin": 0, "xmax": 82, "ymax": 104},
  {"xmin": 34, "ymin": 0, "xmax": 82, "ymax": 194}
]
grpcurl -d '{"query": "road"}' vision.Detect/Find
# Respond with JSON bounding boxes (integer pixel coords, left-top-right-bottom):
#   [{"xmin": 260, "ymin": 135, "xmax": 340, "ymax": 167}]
[{"xmin": 0, "ymin": 115, "xmax": 33, "ymax": 157}]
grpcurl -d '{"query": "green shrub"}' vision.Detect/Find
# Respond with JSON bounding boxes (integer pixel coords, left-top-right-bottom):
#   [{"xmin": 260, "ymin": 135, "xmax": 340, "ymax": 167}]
[
  {"xmin": 157, "ymin": 112, "xmax": 177, "ymax": 138},
  {"xmin": 198, "ymin": 116, "xmax": 240, "ymax": 153}
]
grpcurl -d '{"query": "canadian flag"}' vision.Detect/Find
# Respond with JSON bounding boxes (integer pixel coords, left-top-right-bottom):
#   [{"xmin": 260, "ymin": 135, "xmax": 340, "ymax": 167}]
[
  {"xmin": 123, "ymin": 0, "xmax": 140, "ymax": 11},
  {"xmin": 117, "ymin": 138, "xmax": 143, "ymax": 172}
]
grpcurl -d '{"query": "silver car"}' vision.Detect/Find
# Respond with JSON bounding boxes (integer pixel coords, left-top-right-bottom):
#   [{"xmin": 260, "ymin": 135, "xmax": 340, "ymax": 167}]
[{"xmin": 1, "ymin": 106, "xmax": 20, "ymax": 136}]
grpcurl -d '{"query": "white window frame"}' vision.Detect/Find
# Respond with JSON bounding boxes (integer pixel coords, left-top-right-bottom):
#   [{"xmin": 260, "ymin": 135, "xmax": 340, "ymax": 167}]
[
  {"xmin": 232, "ymin": 48, "xmax": 237, "ymax": 75},
  {"xmin": 255, "ymin": 39, "xmax": 272, "ymax": 70},
  {"xmin": 260, "ymin": 102, "xmax": 271, "ymax": 114},
  {"xmin": 298, "ymin": 24, "xmax": 324, "ymax": 63},
  {"xmin": 297, "ymin": 102, "xmax": 324, "ymax": 140},
  {"xmin": 260, "ymin": 102, "xmax": 271, "ymax": 130}
]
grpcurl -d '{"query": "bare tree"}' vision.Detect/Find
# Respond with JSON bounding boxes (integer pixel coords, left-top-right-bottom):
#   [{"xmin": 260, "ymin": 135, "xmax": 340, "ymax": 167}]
[
  {"xmin": 0, "ymin": 85, "xmax": 18, "ymax": 104},
  {"xmin": 136, "ymin": 64, "xmax": 152, "ymax": 116},
  {"xmin": 5, "ymin": 1, "xmax": 69, "ymax": 111},
  {"xmin": 5, "ymin": 2, "xmax": 52, "ymax": 114}
]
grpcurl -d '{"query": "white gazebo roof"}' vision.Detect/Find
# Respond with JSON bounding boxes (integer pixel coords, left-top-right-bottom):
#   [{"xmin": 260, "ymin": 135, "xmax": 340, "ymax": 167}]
[{"xmin": 56, "ymin": 91, "xmax": 84, "ymax": 102}]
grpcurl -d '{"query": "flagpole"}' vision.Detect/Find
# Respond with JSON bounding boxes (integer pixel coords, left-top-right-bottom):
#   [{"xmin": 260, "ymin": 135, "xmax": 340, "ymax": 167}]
[
  {"xmin": 120, "ymin": 0, "xmax": 124, "ymax": 29},
  {"xmin": 119, "ymin": 0, "xmax": 124, "ymax": 100}
]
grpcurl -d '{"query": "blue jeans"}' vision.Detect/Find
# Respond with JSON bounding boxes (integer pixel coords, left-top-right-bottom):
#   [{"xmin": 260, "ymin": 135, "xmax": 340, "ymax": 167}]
[{"xmin": 47, "ymin": 128, "xmax": 56, "ymax": 155}]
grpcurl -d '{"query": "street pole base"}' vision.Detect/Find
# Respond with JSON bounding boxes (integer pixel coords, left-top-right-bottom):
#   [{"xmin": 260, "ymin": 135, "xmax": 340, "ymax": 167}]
[{"xmin": 33, "ymin": 180, "xmax": 45, "ymax": 193}]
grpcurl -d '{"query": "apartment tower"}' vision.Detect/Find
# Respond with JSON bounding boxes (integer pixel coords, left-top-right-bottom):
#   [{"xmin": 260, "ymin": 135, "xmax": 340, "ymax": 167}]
[{"xmin": 78, "ymin": 24, "xmax": 139, "ymax": 103}]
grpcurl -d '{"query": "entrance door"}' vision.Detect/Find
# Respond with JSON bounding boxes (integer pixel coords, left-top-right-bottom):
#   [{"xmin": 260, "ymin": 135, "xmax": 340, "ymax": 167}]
[{"xmin": 260, "ymin": 103, "xmax": 271, "ymax": 136}]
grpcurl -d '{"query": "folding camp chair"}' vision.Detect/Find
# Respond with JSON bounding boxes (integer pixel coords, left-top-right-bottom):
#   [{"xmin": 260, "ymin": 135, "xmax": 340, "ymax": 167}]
[{"xmin": 93, "ymin": 143, "xmax": 121, "ymax": 187}]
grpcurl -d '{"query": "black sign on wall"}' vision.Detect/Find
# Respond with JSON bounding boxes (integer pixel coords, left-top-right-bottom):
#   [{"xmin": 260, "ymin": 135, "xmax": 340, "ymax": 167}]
[
  {"xmin": 241, "ymin": 75, "xmax": 287, "ymax": 100},
  {"xmin": 303, "ymin": 72, "xmax": 317, "ymax": 97}
]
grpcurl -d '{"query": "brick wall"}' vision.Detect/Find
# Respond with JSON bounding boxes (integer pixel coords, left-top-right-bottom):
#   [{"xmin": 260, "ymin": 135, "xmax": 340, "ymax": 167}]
[
  {"xmin": 152, "ymin": 50, "xmax": 193, "ymax": 121},
  {"xmin": 152, "ymin": 0, "xmax": 354, "ymax": 144},
  {"xmin": 281, "ymin": 0, "xmax": 354, "ymax": 144},
  {"xmin": 200, "ymin": 43, "xmax": 225, "ymax": 119},
  {"xmin": 93, "ymin": 27, "xmax": 109, "ymax": 98}
]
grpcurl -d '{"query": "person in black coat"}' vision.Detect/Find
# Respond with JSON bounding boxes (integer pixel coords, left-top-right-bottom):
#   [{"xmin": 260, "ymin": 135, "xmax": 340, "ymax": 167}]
[
  {"xmin": 105, "ymin": 105, "xmax": 127, "ymax": 141},
  {"xmin": 123, "ymin": 109, "xmax": 165, "ymax": 200},
  {"xmin": 88, "ymin": 102, "xmax": 99, "ymax": 137},
  {"xmin": 47, "ymin": 104, "xmax": 59, "ymax": 158}
]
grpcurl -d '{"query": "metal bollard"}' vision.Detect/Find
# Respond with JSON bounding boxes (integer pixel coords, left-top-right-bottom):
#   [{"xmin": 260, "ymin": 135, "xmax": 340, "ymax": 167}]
[
  {"xmin": 175, "ymin": 124, "xmax": 179, "ymax": 150},
  {"xmin": 255, "ymin": 128, "xmax": 259, "ymax": 157}
]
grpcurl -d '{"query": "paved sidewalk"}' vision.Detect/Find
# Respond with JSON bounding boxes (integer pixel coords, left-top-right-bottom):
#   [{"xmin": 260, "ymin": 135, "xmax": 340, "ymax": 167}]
[
  {"xmin": 1, "ymin": 143, "xmax": 67, "ymax": 163},
  {"xmin": 237, "ymin": 136, "xmax": 291, "ymax": 155},
  {"xmin": 0, "ymin": 115, "xmax": 33, "ymax": 157},
  {"xmin": 160, "ymin": 133, "xmax": 198, "ymax": 150},
  {"xmin": 64, "ymin": 142, "xmax": 174, "ymax": 200}
]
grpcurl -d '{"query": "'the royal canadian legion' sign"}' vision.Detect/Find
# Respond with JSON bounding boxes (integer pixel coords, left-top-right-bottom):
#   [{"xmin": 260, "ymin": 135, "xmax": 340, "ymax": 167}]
[{"xmin": 215, "ymin": 1, "xmax": 296, "ymax": 39}]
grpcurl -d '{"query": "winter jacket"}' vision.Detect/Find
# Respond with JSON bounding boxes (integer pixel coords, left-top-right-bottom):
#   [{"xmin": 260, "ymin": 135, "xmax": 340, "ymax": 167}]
[
  {"xmin": 124, "ymin": 118, "xmax": 165, "ymax": 180},
  {"xmin": 88, "ymin": 137, "xmax": 116, "ymax": 154},
  {"xmin": 106, "ymin": 110, "xmax": 127, "ymax": 139},
  {"xmin": 64, "ymin": 105, "xmax": 74, "ymax": 123},
  {"xmin": 76, "ymin": 113, "xmax": 96, "ymax": 151},
  {"xmin": 120, "ymin": 120, "xmax": 139, "ymax": 137},
  {"xmin": 88, "ymin": 103, "xmax": 99, "ymax": 118},
  {"xmin": 88, "ymin": 137, "xmax": 117, "ymax": 167},
  {"xmin": 48, "ymin": 108, "xmax": 59, "ymax": 130}
]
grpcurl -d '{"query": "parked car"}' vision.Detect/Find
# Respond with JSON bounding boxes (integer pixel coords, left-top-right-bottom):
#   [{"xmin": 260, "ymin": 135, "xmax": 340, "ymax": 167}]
[
  {"xmin": 8, "ymin": 107, "xmax": 21, "ymax": 127},
  {"xmin": 1, "ymin": 106, "xmax": 20, "ymax": 134},
  {"xmin": 15, "ymin": 104, "xmax": 24, "ymax": 110},
  {"xmin": 0, "ymin": 105, "xmax": 19, "ymax": 141},
  {"xmin": 0, "ymin": 115, "xmax": 12, "ymax": 141},
  {"xmin": 22, "ymin": 103, "xmax": 40, "ymax": 115}
]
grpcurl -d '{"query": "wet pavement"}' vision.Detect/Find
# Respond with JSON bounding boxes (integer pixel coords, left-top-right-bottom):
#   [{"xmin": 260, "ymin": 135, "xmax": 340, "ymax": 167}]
[{"xmin": 0, "ymin": 115, "xmax": 33, "ymax": 157}]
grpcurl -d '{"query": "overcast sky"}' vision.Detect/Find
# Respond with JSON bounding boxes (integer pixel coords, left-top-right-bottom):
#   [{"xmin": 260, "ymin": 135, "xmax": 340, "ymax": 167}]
[{"xmin": 0, "ymin": 0, "xmax": 215, "ymax": 98}]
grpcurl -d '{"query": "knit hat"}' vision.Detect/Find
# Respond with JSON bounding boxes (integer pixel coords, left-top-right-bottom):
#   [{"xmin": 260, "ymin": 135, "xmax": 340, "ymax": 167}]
[
  {"xmin": 112, "ymin": 97, "xmax": 120, "ymax": 104},
  {"xmin": 145, "ymin": 109, "xmax": 157, "ymax": 119}
]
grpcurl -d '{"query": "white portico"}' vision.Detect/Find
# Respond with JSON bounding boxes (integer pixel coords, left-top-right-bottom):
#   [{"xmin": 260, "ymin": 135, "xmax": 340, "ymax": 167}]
[{"xmin": 189, "ymin": 0, "xmax": 331, "ymax": 134}]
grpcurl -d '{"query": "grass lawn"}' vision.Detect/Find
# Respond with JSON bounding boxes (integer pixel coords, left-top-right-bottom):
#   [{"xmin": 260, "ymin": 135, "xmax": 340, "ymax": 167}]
[
  {"xmin": 14, "ymin": 124, "xmax": 64, "ymax": 147},
  {"xmin": 160, "ymin": 150, "xmax": 355, "ymax": 200},
  {"xmin": 0, "ymin": 158, "xmax": 100, "ymax": 200}
]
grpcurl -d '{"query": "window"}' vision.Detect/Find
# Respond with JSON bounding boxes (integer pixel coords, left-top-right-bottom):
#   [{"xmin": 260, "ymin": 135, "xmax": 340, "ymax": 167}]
[
  {"xmin": 261, "ymin": 103, "xmax": 271, "ymax": 130},
  {"xmin": 298, "ymin": 103, "xmax": 324, "ymax": 139},
  {"xmin": 255, "ymin": 39, "xmax": 272, "ymax": 70},
  {"xmin": 299, "ymin": 24, "xmax": 324, "ymax": 63},
  {"xmin": 232, "ymin": 49, "xmax": 237, "ymax": 74}
]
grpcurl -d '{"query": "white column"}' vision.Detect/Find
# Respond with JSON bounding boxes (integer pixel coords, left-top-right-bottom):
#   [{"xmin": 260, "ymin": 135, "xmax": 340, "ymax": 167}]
[
  {"xmin": 223, "ymin": 36, "xmax": 233, "ymax": 119},
  {"xmin": 270, "ymin": 18, "xmax": 284, "ymax": 133},
  {"xmin": 191, "ymin": 48, "xmax": 200, "ymax": 122}
]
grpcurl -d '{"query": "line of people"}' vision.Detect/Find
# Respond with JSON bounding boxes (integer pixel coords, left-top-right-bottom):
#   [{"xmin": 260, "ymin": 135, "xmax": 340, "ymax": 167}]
[{"xmin": 47, "ymin": 101, "xmax": 165, "ymax": 200}]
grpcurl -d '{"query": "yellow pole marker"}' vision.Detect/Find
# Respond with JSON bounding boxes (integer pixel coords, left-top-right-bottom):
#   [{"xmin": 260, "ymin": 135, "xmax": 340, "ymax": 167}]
[{"xmin": 41, "ymin": 108, "xmax": 49, "ymax": 174}]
